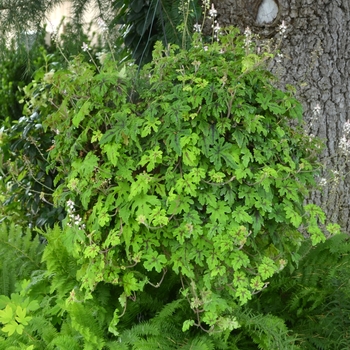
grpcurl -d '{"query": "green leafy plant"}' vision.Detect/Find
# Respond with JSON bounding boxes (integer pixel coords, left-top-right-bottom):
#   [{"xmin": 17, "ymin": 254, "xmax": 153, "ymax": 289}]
[
  {"xmin": 25, "ymin": 26, "xmax": 335, "ymax": 334},
  {"xmin": 6, "ymin": 23, "xmax": 339, "ymax": 349},
  {"xmin": 0, "ymin": 21, "xmax": 106, "ymax": 227}
]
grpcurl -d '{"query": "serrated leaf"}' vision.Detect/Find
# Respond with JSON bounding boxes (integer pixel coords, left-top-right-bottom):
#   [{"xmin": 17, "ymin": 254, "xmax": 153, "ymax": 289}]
[
  {"xmin": 143, "ymin": 251, "xmax": 167, "ymax": 272},
  {"xmin": 232, "ymin": 207, "xmax": 253, "ymax": 224},
  {"xmin": 2, "ymin": 321, "xmax": 22, "ymax": 336},
  {"xmin": 230, "ymin": 251, "xmax": 250, "ymax": 270},
  {"xmin": 256, "ymin": 91, "xmax": 272, "ymax": 110},
  {"xmin": 138, "ymin": 146, "xmax": 163, "ymax": 172},
  {"xmin": 122, "ymin": 272, "xmax": 140, "ymax": 296},
  {"xmin": 129, "ymin": 173, "xmax": 152, "ymax": 200},
  {"xmin": 183, "ymin": 147, "xmax": 200, "ymax": 166},
  {"xmin": 235, "ymin": 287, "xmax": 252, "ymax": 305},
  {"xmin": 0, "ymin": 305, "xmax": 13, "ymax": 324},
  {"xmin": 102, "ymin": 143, "xmax": 121, "ymax": 167},
  {"xmin": 182, "ymin": 319, "xmax": 195, "ymax": 332},
  {"xmin": 15, "ymin": 306, "xmax": 31, "ymax": 326},
  {"xmin": 0, "ymin": 296, "xmax": 10, "ymax": 310},
  {"xmin": 73, "ymin": 100, "xmax": 91, "ymax": 127},
  {"xmin": 285, "ymin": 205, "xmax": 302, "ymax": 227}
]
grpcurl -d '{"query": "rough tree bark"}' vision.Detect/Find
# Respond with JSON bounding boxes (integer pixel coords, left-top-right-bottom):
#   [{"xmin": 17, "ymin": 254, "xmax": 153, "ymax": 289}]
[{"xmin": 211, "ymin": 0, "xmax": 350, "ymax": 231}]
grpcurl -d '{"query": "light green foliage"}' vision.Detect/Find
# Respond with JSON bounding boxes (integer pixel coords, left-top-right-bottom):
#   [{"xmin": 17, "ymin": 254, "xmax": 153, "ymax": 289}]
[
  {"xmin": 21, "ymin": 27, "xmax": 331, "ymax": 333},
  {"xmin": 8, "ymin": 26, "xmax": 338, "ymax": 347},
  {"xmin": 0, "ymin": 224, "xmax": 120, "ymax": 349}
]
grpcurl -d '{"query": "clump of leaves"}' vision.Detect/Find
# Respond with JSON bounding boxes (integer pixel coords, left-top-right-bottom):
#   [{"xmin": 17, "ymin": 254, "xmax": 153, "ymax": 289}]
[{"xmin": 22, "ymin": 27, "xmax": 336, "ymax": 335}]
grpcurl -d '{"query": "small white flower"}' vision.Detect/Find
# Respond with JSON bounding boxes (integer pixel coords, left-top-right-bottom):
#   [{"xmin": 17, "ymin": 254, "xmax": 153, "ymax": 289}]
[
  {"xmin": 202, "ymin": 0, "xmax": 210, "ymax": 10},
  {"xmin": 193, "ymin": 23, "xmax": 202, "ymax": 33},
  {"xmin": 67, "ymin": 199, "xmax": 75, "ymax": 209},
  {"xmin": 319, "ymin": 178, "xmax": 327, "ymax": 186},
  {"xmin": 212, "ymin": 22, "xmax": 221, "ymax": 33},
  {"xmin": 96, "ymin": 51, "xmax": 108, "ymax": 65},
  {"xmin": 313, "ymin": 103, "xmax": 321, "ymax": 115},
  {"xmin": 81, "ymin": 42, "xmax": 90, "ymax": 52},
  {"xmin": 244, "ymin": 27, "xmax": 252, "ymax": 48},
  {"xmin": 97, "ymin": 18, "xmax": 108, "ymax": 32},
  {"xmin": 339, "ymin": 136, "xmax": 350, "ymax": 155},
  {"xmin": 279, "ymin": 20, "xmax": 287, "ymax": 34},
  {"xmin": 208, "ymin": 3, "xmax": 217, "ymax": 18},
  {"xmin": 343, "ymin": 120, "xmax": 350, "ymax": 135},
  {"xmin": 203, "ymin": 46, "xmax": 208, "ymax": 51},
  {"xmin": 244, "ymin": 27, "xmax": 252, "ymax": 36},
  {"xmin": 276, "ymin": 53, "xmax": 284, "ymax": 63}
]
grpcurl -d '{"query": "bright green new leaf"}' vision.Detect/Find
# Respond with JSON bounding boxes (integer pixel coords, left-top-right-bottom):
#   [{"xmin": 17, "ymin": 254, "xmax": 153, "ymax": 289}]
[
  {"xmin": 15, "ymin": 306, "xmax": 31, "ymax": 326},
  {"xmin": 182, "ymin": 319, "xmax": 195, "ymax": 332},
  {"xmin": 0, "ymin": 304, "xmax": 13, "ymax": 324},
  {"xmin": 102, "ymin": 143, "xmax": 121, "ymax": 167},
  {"xmin": 235, "ymin": 287, "xmax": 252, "ymax": 305},
  {"xmin": 122, "ymin": 272, "xmax": 141, "ymax": 296},
  {"xmin": 138, "ymin": 146, "xmax": 163, "ymax": 172},
  {"xmin": 2, "ymin": 321, "xmax": 24, "ymax": 336}
]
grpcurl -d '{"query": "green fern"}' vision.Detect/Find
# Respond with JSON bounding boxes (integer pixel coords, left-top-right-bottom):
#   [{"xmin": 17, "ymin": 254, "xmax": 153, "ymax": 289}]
[
  {"xmin": 251, "ymin": 233, "xmax": 350, "ymax": 349},
  {"xmin": 0, "ymin": 223, "xmax": 43, "ymax": 296},
  {"xmin": 40, "ymin": 224, "xmax": 78, "ymax": 298}
]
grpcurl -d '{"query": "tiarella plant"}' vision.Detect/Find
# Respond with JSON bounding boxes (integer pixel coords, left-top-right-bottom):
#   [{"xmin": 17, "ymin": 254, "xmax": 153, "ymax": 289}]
[
  {"xmin": 0, "ymin": 15, "xmax": 339, "ymax": 349},
  {"xmin": 21, "ymin": 25, "xmax": 337, "ymax": 337}
]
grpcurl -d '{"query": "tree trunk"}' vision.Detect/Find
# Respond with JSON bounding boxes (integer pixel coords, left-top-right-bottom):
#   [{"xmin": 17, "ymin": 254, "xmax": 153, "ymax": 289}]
[{"xmin": 212, "ymin": 0, "xmax": 350, "ymax": 231}]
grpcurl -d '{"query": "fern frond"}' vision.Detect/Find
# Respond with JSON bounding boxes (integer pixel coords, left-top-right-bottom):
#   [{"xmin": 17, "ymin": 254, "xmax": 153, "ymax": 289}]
[
  {"xmin": 0, "ymin": 222, "xmax": 43, "ymax": 296},
  {"xmin": 237, "ymin": 309, "xmax": 299, "ymax": 350},
  {"xmin": 41, "ymin": 225, "xmax": 78, "ymax": 298},
  {"xmin": 250, "ymin": 233, "xmax": 350, "ymax": 349},
  {"xmin": 48, "ymin": 334, "xmax": 82, "ymax": 350},
  {"xmin": 68, "ymin": 301, "xmax": 107, "ymax": 349}
]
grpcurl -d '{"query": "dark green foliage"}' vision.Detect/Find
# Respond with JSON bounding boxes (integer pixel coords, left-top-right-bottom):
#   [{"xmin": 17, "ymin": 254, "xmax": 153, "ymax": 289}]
[
  {"xmin": 0, "ymin": 223, "xmax": 43, "ymax": 296},
  {"xmin": 0, "ymin": 20, "xmax": 105, "ymax": 227},
  {"xmin": 0, "ymin": 0, "xmax": 62, "ymax": 34},
  {"xmin": 251, "ymin": 233, "xmax": 350, "ymax": 349},
  {"xmin": 111, "ymin": 0, "xmax": 201, "ymax": 64}
]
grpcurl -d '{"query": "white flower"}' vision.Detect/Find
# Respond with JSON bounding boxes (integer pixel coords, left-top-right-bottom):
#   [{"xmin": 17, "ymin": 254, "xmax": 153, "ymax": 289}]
[
  {"xmin": 276, "ymin": 53, "xmax": 284, "ymax": 63},
  {"xmin": 244, "ymin": 27, "xmax": 252, "ymax": 36},
  {"xmin": 202, "ymin": 0, "xmax": 210, "ymax": 10},
  {"xmin": 81, "ymin": 42, "xmax": 90, "ymax": 52},
  {"xmin": 212, "ymin": 22, "xmax": 221, "ymax": 33},
  {"xmin": 279, "ymin": 20, "xmax": 287, "ymax": 34},
  {"xmin": 244, "ymin": 27, "xmax": 252, "ymax": 48},
  {"xmin": 313, "ymin": 103, "xmax": 321, "ymax": 115},
  {"xmin": 97, "ymin": 18, "xmax": 108, "ymax": 32},
  {"xmin": 319, "ymin": 178, "xmax": 327, "ymax": 186},
  {"xmin": 96, "ymin": 51, "xmax": 108, "ymax": 65},
  {"xmin": 67, "ymin": 199, "xmax": 75, "ymax": 209},
  {"xmin": 193, "ymin": 23, "xmax": 202, "ymax": 33},
  {"xmin": 339, "ymin": 136, "xmax": 350, "ymax": 155},
  {"xmin": 343, "ymin": 120, "xmax": 350, "ymax": 135},
  {"xmin": 208, "ymin": 3, "xmax": 217, "ymax": 18}
]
